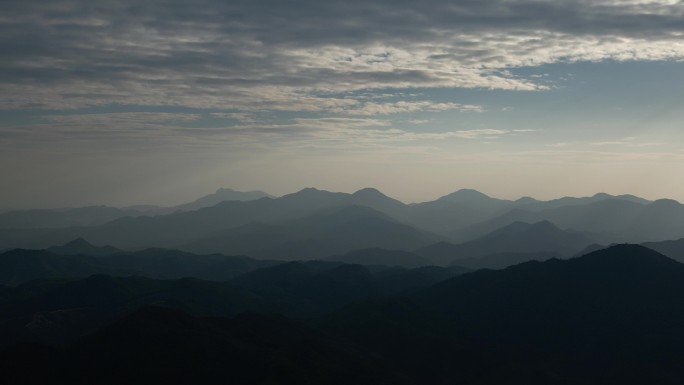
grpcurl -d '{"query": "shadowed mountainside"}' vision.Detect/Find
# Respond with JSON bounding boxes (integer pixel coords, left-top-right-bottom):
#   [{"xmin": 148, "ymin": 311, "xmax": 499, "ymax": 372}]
[
  {"xmin": 417, "ymin": 220, "xmax": 594, "ymax": 266},
  {"xmin": 0, "ymin": 242, "xmax": 280, "ymax": 285},
  {"xmin": 325, "ymin": 248, "xmax": 433, "ymax": 268},
  {"xmin": 322, "ymin": 244, "xmax": 684, "ymax": 384},
  {"xmin": 3, "ymin": 244, "xmax": 684, "ymax": 384}
]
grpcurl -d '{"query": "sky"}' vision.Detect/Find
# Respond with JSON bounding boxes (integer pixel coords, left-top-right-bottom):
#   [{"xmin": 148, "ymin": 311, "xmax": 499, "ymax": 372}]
[{"xmin": 1, "ymin": 0, "xmax": 684, "ymax": 208}]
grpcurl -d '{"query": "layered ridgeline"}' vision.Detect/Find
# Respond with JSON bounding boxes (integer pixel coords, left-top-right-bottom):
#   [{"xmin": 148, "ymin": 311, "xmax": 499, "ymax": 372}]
[
  {"xmin": 0, "ymin": 187, "xmax": 272, "ymax": 230},
  {"xmin": 1, "ymin": 187, "xmax": 684, "ymax": 266},
  {"xmin": 3, "ymin": 245, "xmax": 684, "ymax": 384}
]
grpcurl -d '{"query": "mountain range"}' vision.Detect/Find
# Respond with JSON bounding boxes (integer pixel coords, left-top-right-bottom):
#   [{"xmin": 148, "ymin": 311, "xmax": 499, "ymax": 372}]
[
  {"xmin": 4, "ymin": 244, "xmax": 684, "ymax": 384},
  {"xmin": 1, "ymin": 187, "xmax": 682, "ymax": 261}
]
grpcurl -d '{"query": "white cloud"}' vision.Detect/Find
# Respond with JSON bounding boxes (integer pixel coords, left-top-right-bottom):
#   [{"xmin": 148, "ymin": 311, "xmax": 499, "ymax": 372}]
[
  {"xmin": 2, "ymin": 0, "xmax": 684, "ymax": 112},
  {"xmin": 591, "ymin": 137, "xmax": 666, "ymax": 147}
]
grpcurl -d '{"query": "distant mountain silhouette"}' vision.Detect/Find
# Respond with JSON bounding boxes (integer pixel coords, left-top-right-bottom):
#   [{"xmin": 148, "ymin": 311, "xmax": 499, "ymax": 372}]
[
  {"xmin": 171, "ymin": 188, "xmax": 274, "ymax": 212},
  {"xmin": 642, "ymin": 237, "xmax": 684, "ymax": 263},
  {"xmin": 572, "ymin": 243, "xmax": 611, "ymax": 257},
  {"xmin": 418, "ymin": 221, "xmax": 594, "ymax": 265},
  {"xmin": 325, "ymin": 248, "xmax": 433, "ymax": 268},
  {"xmin": 454, "ymin": 197, "xmax": 683, "ymax": 243},
  {"xmin": 397, "ymin": 199, "xmax": 492, "ymax": 236},
  {"xmin": 436, "ymin": 188, "xmax": 513, "ymax": 212},
  {"xmin": 453, "ymin": 251, "xmax": 560, "ymax": 270},
  {"xmin": 0, "ymin": 188, "xmax": 671, "ymax": 253},
  {"xmin": 0, "ymin": 188, "xmax": 416, "ymax": 251},
  {"xmin": 182, "ymin": 205, "xmax": 440, "ymax": 259},
  {"xmin": 352, "ymin": 188, "xmax": 407, "ymax": 212},
  {"xmin": 47, "ymin": 238, "xmax": 121, "ymax": 257},
  {"xmin": 515, "ymin": 192, "xmax": 651, "ymax": 211},
  {"xmin": 0, "ymin": 206, "xmax": 145, "ymax": 230}
]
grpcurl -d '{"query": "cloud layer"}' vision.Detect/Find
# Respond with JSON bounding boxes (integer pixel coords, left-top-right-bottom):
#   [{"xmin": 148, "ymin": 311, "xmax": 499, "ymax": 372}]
[
  {"xmin": 2, "ymin": 0, "xmax": 684, "ymax": 110},
  {"xmin": 2, "ymin": 1, "xmax": 684, "ymax": 207}
]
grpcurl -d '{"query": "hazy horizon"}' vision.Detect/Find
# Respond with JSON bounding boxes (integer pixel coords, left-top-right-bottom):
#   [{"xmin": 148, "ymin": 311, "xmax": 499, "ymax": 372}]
[
  {"xmin": 2, "ymin": 0, "xmax": 684, "ymax": 209},
  {"xmin": 1, "ymin": 184, "xmax": 679, "ymax": 211}
]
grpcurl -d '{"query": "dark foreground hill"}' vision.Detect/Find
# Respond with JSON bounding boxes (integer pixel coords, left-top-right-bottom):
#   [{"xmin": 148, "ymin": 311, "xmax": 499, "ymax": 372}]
[
  {"xmin": 0, "ymin": 261, "xmax": 468, "ymax": 349},
  {"xmin": 324, "ymin": 244, "xmax": 684, "ymax": 384},
  {"xmin": 4, "ymin": 244, "xmax": 684, "ymax": 384},
  {"xmin": 0, "ymin": 306, "xmax": 410, "ymax": 385}
]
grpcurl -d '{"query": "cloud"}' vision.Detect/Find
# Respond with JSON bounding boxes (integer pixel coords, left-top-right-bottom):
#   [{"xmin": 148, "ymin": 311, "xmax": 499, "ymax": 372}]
[
  {"xmin": 332, "ymin": 101, "xmax": 484, "ymax": 115},
  {"xmin": 591, "ymin": 136, "xmax": 666, "ymax": 147},
  {"xmin": 1, "ymin": 0, "xmax": 684, "ymax": 111}
]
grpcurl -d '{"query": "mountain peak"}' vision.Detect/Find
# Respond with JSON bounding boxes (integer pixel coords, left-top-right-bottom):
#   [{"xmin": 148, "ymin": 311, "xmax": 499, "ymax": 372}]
[
  {"xmin": 515, "ymin": 196, "xmax": 538, "ymax": 204},
  {"xmin": 651, "ymin": 198, "xmax": 680, "ymax": 207},
  {"xmin": 353, "ymin": 187, "xmax": 385, "ymax": 197},
  {"xmin": 531, "ymin": 220, "xmax": 559, "ymax": 230},
  {"xmin": 290, "ymin": 187, "xmax": 325, "ymax": 196},
  {"xmin": 438, "ymin": 189, "xmax": 492, "ymax": 202},
  {"xmin": 454, "ymin": 189, "xmax": 490, "ymax": 198},
  {"xmin": 579, "ymin": 244, "xmax": 679, "ymax": 268},
  {"xmin": 351, "ymin": 188, "xmax": 405, "ymax": 209},
  {"xmin": 47, "ymin": 238, "xmax": 121, "ymax": 257},
  {"xmin": 63, "ymin": 237, "xmax": 94, "ymax": 248},
  {"xmin": 280, "ymin": 187, "xmax": 345, "ymax": 202},
  {"xmin": 496, "ymin": 220, "xmax": 559, "ymax": 233}
]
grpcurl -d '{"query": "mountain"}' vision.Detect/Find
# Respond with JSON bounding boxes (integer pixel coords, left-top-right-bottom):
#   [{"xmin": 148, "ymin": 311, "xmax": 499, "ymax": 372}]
[
  {"xmin": 418, "ymin": 220, "xmax": 594, "ymax": 266},
  {"xmin": 436, "ymin": 189, "xmax": 513, "ymax": 213},
  {"xmin": 0, "ymin": 189, "xmax": 274, "ymax": 231},
  {"xmin": 5, "ymin": 244, "xmax": 684, "ymax": 384},
  {"xmin": 0, "ymin": 306, "xmax": 410, "ymax": 385},
  {"xmin": 171, "ymin": 188, "xmax": 274, "ymax": 212},
  {"xmin": 272, "ymin": 187, "xmax": 408, "ymax": 219},
  {"xmin": 47, "ymin": 238, "xmax": 121, "ymax": 257},
  {"xmin": 231, "ymin": 262, "xmax": 380, "ymax": 316},
  {"xmin": 0, "ymin": 274, "xmax": 273, "ymax": 349},
  {"xmin": 182, "ymin": 205, "xmax": 440, "ymax": 260},
  {"xmin": 454, "ymin": 197, "xmax": 684, "ymax": 244},
  {"xmin": 0, "ymin": 247, "xmax": 280, "ymax": 285},
  {"xmin": 231, "ymin": 260, "xmax": 469, "ymax": 316},
  {"xmin": 0, "ymin": 260, "xmax": 469, "ymax": 346},
  {"xmin": 352, "ymin": 188, "xmax": 407, "ymax": 213},
  {"xmin": 453, "ymin": 251, "xmax": 560, "ymax": 270},
  {"xmin": 416, "ymin": 244, "xmax": 684, "ymax": 333},
  {"xmin": 0, "ymin": 187, "xmax": 676, "ymax": 253},
  {"xmin": 514, "ymin": 192, "xmax": 651, "ymax": 211},
  {"xmin": 98, "ymin": 248, "xmax": 280, "ymax": 281},
  {"xmin": 325, "ymin": 248, "xmax": 433, "ymax": 268},
  {"xmin": 0, "ymin": 188, "xmax": 414, "ymax": 251},
  {"xmin": 0, "ymin": 249, "xmax": 107, "ymax": 285},
  {"xmin": 323, "ymin": 244, "xmax": 684, "ymax": 384},
  {"xmin": 0, "ymin": 206, "xmax": 145, "ymax": 230},
  {"xmin": 642, "ymin": 238, "xmax": 684, "ymax": 263},
  {"xmin": 397, "ymin": 199, "xmax": 492, "ymax": 236}
]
